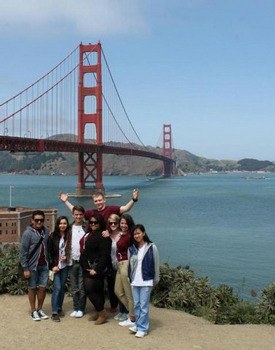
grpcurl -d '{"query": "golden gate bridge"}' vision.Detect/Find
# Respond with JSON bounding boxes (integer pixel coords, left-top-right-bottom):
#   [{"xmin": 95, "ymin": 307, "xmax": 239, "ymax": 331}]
[{"xmin": 0, "ymin": 42, "xmax": 174, "ymax": 194}]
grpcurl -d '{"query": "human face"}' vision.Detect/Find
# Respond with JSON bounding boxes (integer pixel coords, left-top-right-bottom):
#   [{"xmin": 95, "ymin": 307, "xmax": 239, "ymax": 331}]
[
  {"xmin": 59, "ymin": 219, "xmax": 68, "ymax": 233},
  {"xmin": 120, "ymin": 218, "xmax": 128, "ymax": 233},
  {"xmin": 73, "ymin": 210, "xmax": 84, "ymax": 225},
  {"xmin": 108, "ymin": 219, "xmax": 119, "ymax": 231},
  {"xmin": 89, "ymin": 218, "xmax": 99, "ymax": 230},
  {"xmin": 92, "ymin": 194, "xmax": 106, "ymax": 211},
  {"xmin": 133, "ymin": 228, "xmax": 145, "ymax": 245},
  {"xmin": 32, "ymin": 215, "xmax": 45, "ymax": 230}
]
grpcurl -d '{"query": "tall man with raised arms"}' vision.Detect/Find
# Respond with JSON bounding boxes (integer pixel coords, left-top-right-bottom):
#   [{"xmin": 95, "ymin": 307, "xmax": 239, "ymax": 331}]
[{"xmin": 59, "ymin": 189, "xmax": 139, "ymax": 222}]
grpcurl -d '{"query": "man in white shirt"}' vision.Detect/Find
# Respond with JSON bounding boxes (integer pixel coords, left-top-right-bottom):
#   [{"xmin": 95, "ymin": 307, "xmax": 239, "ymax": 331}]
[{"xmin": 69, "ymin": 205, "xmax": 87, "ymax": 318}]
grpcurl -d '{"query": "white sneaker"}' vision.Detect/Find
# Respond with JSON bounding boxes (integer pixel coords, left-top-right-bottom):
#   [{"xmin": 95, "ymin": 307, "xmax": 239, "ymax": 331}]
[
  {"xmin": 129, "ymin": 326, "xmax": 137, "ymax": 333},
  {"xmin": 70, "ymin": 311, "xmax": 77, "ymax": 317},
  {"xmin": 75, "ymin": 310, "xmax": 84, "ymax": 318},
  {"xmin": 119, "ymin": 318, "xmax": 135, "ymax": 327},
  {"xmin": 135, "ymin": 331, "xmax": 147, "ymax": 338},
  {"xmin": 31, "ymin": 311, "xmax": 41, "ymax": 321},
  {"xmin": 37, "ymin": 309, "xmax": 49, "ymax": 320}
]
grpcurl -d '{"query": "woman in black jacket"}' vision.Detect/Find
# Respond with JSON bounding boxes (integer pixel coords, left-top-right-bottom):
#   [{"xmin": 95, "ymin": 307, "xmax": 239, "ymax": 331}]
[
  {"xmin": 80, "ymin": 214, "xmax": 111, "ymax": 325},
  {"xmin": 48, "ymin": 216, "xmax": 71, "ymax": 322}
]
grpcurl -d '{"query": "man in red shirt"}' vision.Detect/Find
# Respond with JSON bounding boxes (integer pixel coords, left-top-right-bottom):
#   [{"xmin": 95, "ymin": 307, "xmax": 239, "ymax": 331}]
[{"xmin": 59, "ymin": 189, "xmax": 139, "ymax": 222}]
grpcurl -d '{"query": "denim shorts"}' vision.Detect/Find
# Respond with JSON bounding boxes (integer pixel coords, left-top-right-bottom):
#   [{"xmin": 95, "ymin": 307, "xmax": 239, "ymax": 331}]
[{"xmin": 28, "ymin": 264, "xmax": 49, "ymax": 289}]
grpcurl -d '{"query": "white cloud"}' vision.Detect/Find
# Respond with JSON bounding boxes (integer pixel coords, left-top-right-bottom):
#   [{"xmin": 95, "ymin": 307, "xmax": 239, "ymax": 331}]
[{"xmin": 0, "ymin": 0, "xmax": 147, "ymax": 37}]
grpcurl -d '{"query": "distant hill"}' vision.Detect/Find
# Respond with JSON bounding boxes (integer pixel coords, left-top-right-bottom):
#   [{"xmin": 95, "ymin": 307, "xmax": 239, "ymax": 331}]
[{"xmin": 0, "ymin": 135, "xmax": 274, "ymax": 175}]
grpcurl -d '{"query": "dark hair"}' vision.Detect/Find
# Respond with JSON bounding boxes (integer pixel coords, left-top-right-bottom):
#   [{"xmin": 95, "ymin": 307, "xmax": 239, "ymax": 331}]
[
  {"xmin": 120, "ymin": 214, "xmax": 135, "ymax": 232},
  {"xmin": 132, "ymin": 224, "xmax": 152, "ymax": 247},
  {"xmin": 89, "ymin": 214, "xmax": 106, "ymax": 231},
  {"xmin": 52, "ymin": 216, "xmax": 70, "ymax": 241},
  {"xmin": 32, "ymin": 210, "xmax": 45, "ymax": 219},
  {"xmin": 72, "ymin": 205, "xmax": 85, "ymax": 214}
]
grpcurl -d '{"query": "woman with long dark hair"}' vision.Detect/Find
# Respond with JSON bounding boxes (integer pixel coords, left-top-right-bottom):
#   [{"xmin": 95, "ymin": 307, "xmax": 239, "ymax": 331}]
[
  {"xmin": 114, "ymin": 213, "xmax": 136, "ymax": 327},
  {"xmin": 80, "ymin": 214, "xmax": 111, "ymax": 325},
  {"xmin": 128, "ymin": 224, "xmax": 160, "ymax": 337},
  {"xmin": 48, "ymin": 215, "xmax": 71, "ymax": 322}
]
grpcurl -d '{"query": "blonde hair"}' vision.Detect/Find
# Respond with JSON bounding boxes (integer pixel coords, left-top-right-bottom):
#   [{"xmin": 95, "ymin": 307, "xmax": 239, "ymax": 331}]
[{"xmin": 108, "ymin": 214, "xmax": 120, "ymax": 224}]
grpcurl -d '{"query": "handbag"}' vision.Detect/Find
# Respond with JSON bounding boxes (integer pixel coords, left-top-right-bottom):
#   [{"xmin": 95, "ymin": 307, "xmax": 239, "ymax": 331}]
[{"xmin": 18, "ymin": 235, "xmax": 44, "ymax": 278}]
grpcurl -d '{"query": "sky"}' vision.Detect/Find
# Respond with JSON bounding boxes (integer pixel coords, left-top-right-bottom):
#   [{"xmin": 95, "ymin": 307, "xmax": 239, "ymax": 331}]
[{"xmin": 0, "ymin": 0, "xmax": 275, "ymax": 161}]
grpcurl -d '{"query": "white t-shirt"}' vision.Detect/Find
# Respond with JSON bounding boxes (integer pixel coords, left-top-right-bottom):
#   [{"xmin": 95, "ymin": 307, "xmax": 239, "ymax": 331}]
[
  {"xmin": 131, "ymin": 244, "xmax": 153, "ymax": 287},
  {"xmin": 71, "ymin": 224, "xmax": 85, "ymax": 262}
]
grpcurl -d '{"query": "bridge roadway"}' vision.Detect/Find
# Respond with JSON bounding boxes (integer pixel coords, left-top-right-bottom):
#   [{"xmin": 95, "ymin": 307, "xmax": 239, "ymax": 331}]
[{"xmin": 0, "ymin": 136, "xmax": 174, "ymax": 166}]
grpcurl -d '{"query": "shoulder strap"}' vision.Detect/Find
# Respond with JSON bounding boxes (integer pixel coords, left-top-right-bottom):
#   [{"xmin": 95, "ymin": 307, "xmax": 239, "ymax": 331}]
[{"xmin": 28, "ymin": 235, "xmax": 44, "ymax": 262}]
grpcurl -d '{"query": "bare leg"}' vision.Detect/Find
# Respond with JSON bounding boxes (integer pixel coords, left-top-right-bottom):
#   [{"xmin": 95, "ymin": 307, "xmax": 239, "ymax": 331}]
[
  {"xmin": 37, "ymin": 287, "xmax": 46, "ymax": 310},
  {"xmin": 28, "ymin": 288, "xmax": 37, "ymax": 312}
]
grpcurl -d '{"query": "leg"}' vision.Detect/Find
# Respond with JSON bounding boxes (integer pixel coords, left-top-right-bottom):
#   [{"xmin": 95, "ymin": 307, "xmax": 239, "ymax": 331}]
[
  {"xmin": 136, "ymin": 286, "xmax": 152, "ymax": 333},
  {"xmin": 28, "ymin": 288, "xmax": 37, "ymax": 312},
  {"xmin": 57, "ymin": 267, "xmax": 69, "ymax": 312},
  {"xmin": 37, "ymin": 264, "xmax": 49, "ymax": 311},
  {"xmin": 69, "ymin": 264, "xmax": 80, "ymax": 311},
  {"xmin": 107, "ymin": 269, "xmax": 119, "ymax": 309},
  {"xmin": 115, "ymin": 263, "xmax": 128, "ymax": 310},
  {"xmin": 120, "ymin": 261, "xmax": 135, "ymax": 320},
  {"xmin": 51, "ymin": 271, "xmax": 62, "ymax": 314}
]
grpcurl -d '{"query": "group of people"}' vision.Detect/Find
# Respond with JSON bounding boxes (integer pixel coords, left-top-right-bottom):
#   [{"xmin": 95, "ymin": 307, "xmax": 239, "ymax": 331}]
[{"xmin": 19, "ymin": 189, "xmax": 160, "ymax": 338}]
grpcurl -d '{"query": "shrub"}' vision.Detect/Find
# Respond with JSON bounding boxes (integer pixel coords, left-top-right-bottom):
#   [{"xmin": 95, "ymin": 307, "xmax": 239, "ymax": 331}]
[
  {"xmin": 0, "ymin": 245, "xmax": 28, "ymax": 295},
  {"xmin": 256, "ymin": 283, "xmax": 275, "ymax": 324}
]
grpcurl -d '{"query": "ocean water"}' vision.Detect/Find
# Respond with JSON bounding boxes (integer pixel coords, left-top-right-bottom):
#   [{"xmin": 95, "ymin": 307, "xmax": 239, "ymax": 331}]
[{"xmin": 1, "ymin": 173, "xmax": 275, "ymax": 299}]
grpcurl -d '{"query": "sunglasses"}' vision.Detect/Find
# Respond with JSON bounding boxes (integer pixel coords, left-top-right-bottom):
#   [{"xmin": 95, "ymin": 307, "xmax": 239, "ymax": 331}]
[
  {"xmin": 90, "ymin": 221, "xmax": 99, "ymax": 225},
  {"xmin": 109, "ymin": 222, "xmax": 118, "ymax": 226},
  {"xmin": 34, "ymin": 218, "xmax": 44, "ymax": 223}
]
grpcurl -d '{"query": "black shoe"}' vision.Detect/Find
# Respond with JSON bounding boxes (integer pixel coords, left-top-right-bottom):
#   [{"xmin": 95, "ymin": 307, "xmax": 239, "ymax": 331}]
[
  {"xmin": 58, "ymin": 310, "xmax": 65, "ymax": 317},
  {"xmin": 51, "ymin": 314, "xmax": 60, "ymax": 322}
]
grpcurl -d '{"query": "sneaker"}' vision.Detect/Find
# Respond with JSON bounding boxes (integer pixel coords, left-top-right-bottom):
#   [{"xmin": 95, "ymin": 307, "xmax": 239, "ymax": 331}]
[
  {"xmin": 135, "ymin": 331, "xmax": 147, "ymax": 338},
  {"xmin": 118, "ymin": 313, "xmax": 128, "ymax": 322},
  {"xmin": 75, "ymin": 310, "xmax": 84, "ymax": 318},
  {"xmin": 51, "ymin": 314, "xmax": 60, "ymax": 322},
  {"xmin": 70, "ymin": 311, "xmax": 77, "ymax": 317},
  {"xmin": 119, "ymin": 318, "xmax": 136, "ymax": 327},
  {"xmin": 114, "ymin": 312, "xmax": 122, "ymax": 320},
  {"xmin": 31, "ymin": 310, "xmax": 41, "ymax": 321},
  {"xmin": 38, "ymin": 309, "xmax": 49, "ymax": 320},
  {"xmin": 129, "ymin": 326, "xmax": 137, "ymax": 333}
]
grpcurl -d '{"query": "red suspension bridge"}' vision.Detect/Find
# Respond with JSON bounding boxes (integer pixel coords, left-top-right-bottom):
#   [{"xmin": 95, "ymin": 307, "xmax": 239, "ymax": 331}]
[{"xmin": 0, "ymin": 42, "xmax": 174, "ymax": 194}]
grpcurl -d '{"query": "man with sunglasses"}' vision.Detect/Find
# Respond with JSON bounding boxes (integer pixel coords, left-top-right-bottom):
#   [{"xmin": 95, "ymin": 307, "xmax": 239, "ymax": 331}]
[
  {"xmin": 59, "ymin": 189, "xmax": 139, "ymax": 223},
  {"xmin": 20, "ymin": 210, "xmax": 50, "ymax": 321}
]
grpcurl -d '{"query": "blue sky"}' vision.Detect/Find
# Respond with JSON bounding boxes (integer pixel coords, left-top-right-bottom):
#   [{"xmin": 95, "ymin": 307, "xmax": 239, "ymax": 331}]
[{"xmin": 0, "ymin": 0, "xmax": 275, "ymax": 161}]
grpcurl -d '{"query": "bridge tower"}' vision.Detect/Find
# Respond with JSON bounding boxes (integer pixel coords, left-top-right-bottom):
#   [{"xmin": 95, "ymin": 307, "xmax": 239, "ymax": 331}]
[
  {"xmin": 77, "ymin": 42, "xmax": 104, "ymax": 194},
  {"xmin": 162, "ymin": 124, "xmax": 174, "ymax": 176}
]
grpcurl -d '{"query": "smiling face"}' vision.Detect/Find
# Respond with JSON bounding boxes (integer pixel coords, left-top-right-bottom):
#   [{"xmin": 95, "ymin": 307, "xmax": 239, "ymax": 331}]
[
  {"xmin": 92, "ymin": 194, "xmax": 106, "ymax": 211},
  {"xmin": 59, "ymin": 218, "xmax": 68, "ymax": 233},
  {"xmin": 120, "ymin": 218, "xmax": 128, "ymax": 233},
  {"xmin": 89, "ymin": 217, "xmax": 100, "ymax": 231},
  {"xmin": 73, "ymin": 209, "xmax": 84, "ymax": 225},
  {"xmin": 133, "ymin": 228, "xmax": 145, "ymax": 245}
]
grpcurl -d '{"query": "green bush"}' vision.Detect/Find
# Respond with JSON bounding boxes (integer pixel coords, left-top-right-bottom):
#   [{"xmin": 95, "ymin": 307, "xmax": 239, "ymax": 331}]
[
  {"xmin": 256, "ymin": 283, "xmax": 275, "ymax": 324},
  {"xmin": 0, "ymin": 245, "xmax": 27, "ymax": 295}
]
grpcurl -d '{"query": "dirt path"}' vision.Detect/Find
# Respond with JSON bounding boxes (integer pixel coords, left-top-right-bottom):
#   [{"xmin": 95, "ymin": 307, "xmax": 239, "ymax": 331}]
[{"xmin": 1, "ymin": 294, "xmax": 274, "ymax": 350}]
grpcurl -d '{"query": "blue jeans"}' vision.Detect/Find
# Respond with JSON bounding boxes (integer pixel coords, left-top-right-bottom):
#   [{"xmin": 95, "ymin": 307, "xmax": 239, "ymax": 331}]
[
  {"xmin": 51, "ymin": 267, "xmax": 69, "ymax": 314},
  {"xmin": 131, "ymin": 286, "xmax": 153, "ymax": 333},
  {"xmin": 69, "ymin": 263, "xmax": 86, "ymax": 312}
]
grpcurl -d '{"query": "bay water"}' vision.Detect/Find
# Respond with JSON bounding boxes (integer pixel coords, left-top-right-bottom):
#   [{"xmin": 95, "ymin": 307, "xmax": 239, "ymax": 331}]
[{"xmin": 1, "ymin": 173, "xmax": 275, "ymax": 300}]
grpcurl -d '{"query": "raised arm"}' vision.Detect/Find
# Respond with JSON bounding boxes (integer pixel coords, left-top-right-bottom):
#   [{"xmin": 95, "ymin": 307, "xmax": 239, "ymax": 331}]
[
  {"xmin": 59, "ymin": 192, "xmax": 74, "ymax": 212},
  {"xmin": 119, "ymin": 189, "xmax": 139, "ymax": 214}
]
